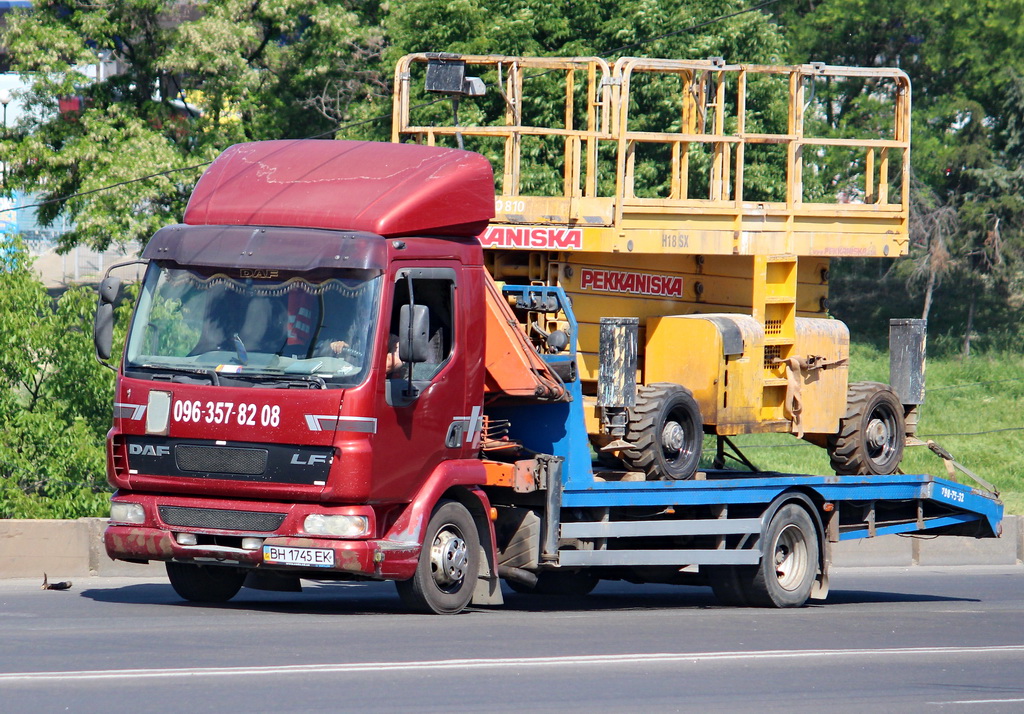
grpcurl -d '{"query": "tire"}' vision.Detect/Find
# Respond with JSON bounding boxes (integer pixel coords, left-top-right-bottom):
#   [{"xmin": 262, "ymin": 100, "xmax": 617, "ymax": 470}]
[
  {"xmin": 744, "ymin": 504, "xmax": 818, "ymax": 608},
  {"xmin": 621, "ymin": 383, "xmax": 703, "ymax": 480},
  {"xmin": 828, "ymin": 382, "xmax": 906, "ymax": 475},
  {"xmin": 507, "ymin": 569, "xmax": 599, "ymax": 596},
  {"xmin": 165, "ymin": 562, "xmax": 246, "ymax": 603},
  {"xmin": 396, "ymin": 500, "xmax": 481, "ymax": 614}
]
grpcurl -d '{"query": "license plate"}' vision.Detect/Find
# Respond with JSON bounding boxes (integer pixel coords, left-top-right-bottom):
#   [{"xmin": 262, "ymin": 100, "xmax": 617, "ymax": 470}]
[{"xmin": 263, "ymin": 545, "xmax": 335, "ymax": 568}]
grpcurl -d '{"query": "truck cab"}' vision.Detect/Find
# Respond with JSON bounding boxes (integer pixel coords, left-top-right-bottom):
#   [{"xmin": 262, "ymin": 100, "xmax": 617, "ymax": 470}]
[{"xmin": 101, "ymin": 140, "xmax": 505, "ymax": 613}]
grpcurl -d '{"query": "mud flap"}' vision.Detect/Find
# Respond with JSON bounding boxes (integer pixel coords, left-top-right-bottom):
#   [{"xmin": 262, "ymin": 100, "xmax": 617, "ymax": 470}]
[
  {"xmin": 472, "ymin": 543, "xmax": 504, "ymax": 606},
  {"xmin": 810, "ymin": 571, "xmax": 829, "ymax": 601}
]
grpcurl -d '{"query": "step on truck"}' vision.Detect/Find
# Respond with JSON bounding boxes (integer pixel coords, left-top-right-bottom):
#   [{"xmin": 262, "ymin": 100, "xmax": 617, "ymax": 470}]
[{"xmin": 95, "ymin": 54, "xmax": 1002, "ymax": 613}]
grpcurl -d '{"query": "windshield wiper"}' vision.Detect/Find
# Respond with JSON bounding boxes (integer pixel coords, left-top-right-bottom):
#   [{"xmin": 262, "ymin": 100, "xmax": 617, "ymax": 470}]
[
  {"xmin": 136, "ymin": 363, "xmax": 221, "ymax": 386},
  {"xmin": 227, "ymin": 372, "xmax": 327, "ymax": 389}
]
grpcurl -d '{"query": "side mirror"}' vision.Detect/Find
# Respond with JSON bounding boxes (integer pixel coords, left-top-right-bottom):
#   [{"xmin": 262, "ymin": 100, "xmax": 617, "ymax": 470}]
[
  {"xmin": 94, "ymin": 276, "xmax": 121, "ymax": 361},
  {"xmin": 398, "ymin": 304, "xmax": 430, "ymax": 363},
  {"xmin": 94, "ymin": 302, "xmax": 114, "ymax": 361},
  {"xmin": 99, "ymin": 276, "xmax": 121, "ymax": 305}
]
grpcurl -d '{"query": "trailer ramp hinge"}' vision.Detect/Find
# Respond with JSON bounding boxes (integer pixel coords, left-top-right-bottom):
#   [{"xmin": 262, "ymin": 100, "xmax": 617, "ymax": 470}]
[{"xmin": 926, "ymin": 440, "xmax": 999, "ymax": 496}]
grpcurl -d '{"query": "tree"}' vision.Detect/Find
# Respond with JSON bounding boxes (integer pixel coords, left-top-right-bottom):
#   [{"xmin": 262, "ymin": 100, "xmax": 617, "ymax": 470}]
[
  {"xmin": 776, "ymin": 0, "xmax": 1024, "ymax": 354},
  {"xmin": 0, "ymin": 241, "xmax": 134, "ymax": 518},
  {"xmin": 906, "ymin": 182, "xmax": 957, "ymax": 323},
  {"xmin": 2, "ymin": 1, "xmax": 791, "ymax": 252},
  {"xmin": 384, "ymin": 0, "xmax": 785, "ymax": 60},
  {"xmin": 380, "ymin": 0, "xmax": 792, "ymax": 196},
  {"xmin": 0, "ymin": 2, "xmax": 789, "ymax": 517},
  {"xmin": 1, "ymin": 1, "xmax": 386, "ymax": 253}
]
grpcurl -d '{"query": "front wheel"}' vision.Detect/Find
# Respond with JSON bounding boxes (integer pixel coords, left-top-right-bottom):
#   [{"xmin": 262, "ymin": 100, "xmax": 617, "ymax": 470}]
[
  {"xmin": 165, "ymin": 562, "xmax": 246, "ymax": 603},
  {"xmin": 396, "ymin": 500, "xmax": 481, "ymax": 614},
  {"xmin": 744, "ymin": 504, "xmax": 819, "ymax": 608}
]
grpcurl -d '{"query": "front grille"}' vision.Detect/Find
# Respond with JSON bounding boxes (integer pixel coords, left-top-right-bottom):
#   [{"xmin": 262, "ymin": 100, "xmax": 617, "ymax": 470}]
[
  {"xmin": 176, "ymin": 445, "xmax": 268, "ymax": 475},
  {"xmin": 159, "ymin": 505, "xmax": 286, "ymax": 532}
]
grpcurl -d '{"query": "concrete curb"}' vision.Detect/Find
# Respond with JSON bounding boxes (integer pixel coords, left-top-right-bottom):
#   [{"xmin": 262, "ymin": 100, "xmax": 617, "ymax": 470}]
[
  {"xmin": 0, "ymin": 518, "xmax": 164, "ymax": 580},
  {"xmin": 1, "ymin": 516, "xmax": 1021, "ymax": 580}
]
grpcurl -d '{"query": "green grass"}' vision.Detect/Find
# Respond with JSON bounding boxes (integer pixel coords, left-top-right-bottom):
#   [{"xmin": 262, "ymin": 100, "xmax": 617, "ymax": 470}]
[{"xmin": 702, "ymin": 343, "xmax": 1024, "ymax": 514}]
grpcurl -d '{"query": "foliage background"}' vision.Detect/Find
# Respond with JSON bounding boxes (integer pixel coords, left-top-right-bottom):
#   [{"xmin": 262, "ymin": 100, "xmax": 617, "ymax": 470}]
[
  {"xmin": 1, "ymin": 0, "xmax": 1022, "ymax": 516},
  {"xmin": 0, "ymin": 240, "xmax": 133, "ymax": 517}
]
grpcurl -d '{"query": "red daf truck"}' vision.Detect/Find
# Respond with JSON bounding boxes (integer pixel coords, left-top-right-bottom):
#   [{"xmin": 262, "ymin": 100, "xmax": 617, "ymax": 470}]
[{"xmin": 94, "ymin": 56, "xmax": 1002, "ymax": 614}]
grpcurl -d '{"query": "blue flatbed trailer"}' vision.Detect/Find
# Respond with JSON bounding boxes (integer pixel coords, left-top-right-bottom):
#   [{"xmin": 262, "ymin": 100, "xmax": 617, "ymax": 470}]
[
  {"xmin": 492, "ymin": 457, "xmax": 1003, "ymax": 606},
  {"xmin": 555, "ymin": 471, "xmax": 1002, "ymax": 562},
  {"xmin": 486, "ymin": 286, "xmax": 1003, "ymax": 607}
]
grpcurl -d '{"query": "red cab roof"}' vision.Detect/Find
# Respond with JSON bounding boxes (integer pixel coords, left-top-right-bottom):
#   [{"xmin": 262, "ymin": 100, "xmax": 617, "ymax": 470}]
[{"xmin": 183, "ymin": 140, "xmax": 495, "ymax": 237}]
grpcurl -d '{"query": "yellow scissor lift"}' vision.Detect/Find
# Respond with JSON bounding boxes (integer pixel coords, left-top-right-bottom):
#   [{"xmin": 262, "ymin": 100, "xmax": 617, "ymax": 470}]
[{"xmin": 393, "ymin": 53, "xmax": 912, "ymax": 479}]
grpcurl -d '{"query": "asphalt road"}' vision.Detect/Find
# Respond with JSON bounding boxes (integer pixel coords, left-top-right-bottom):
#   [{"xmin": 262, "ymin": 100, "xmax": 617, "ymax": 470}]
[{"xmin": 1, "ymin": 566, "xmax": 1023, "ymax": 713}]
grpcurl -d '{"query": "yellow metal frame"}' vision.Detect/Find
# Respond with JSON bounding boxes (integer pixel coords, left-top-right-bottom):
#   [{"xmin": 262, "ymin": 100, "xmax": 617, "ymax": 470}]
[{"xmin": 393, "ymin": 53, "xmax": 911, "ymax": 259}]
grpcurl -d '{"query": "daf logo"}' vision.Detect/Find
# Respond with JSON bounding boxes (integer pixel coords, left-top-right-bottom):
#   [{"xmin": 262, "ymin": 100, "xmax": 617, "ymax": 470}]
[
  {"xmin": 291, "ymin": 453, "xmax": 329, "ymax": 466},
  {"xmin": 240, "ymin": 268, "xmax": 279, "ymax": 279},
  {"xmin": 129, "ymin": 443, "xmax": 171, "ymax": 457}
]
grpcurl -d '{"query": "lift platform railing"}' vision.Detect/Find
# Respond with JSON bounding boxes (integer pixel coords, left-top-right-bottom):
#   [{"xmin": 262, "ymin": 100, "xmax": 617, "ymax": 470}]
[{"xmin": 392, "ymin": 53, "xmax": 911, "ymax": 258}]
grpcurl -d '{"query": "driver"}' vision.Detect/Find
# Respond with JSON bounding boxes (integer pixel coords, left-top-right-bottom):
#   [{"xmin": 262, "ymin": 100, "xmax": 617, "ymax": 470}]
[
  {"xmin": 314, "ymin": 290, "xmax": 370, "ymax": 360},
  {"xmin": 326, "ymin": 333, "xmax": 403, "ymax": 376}
]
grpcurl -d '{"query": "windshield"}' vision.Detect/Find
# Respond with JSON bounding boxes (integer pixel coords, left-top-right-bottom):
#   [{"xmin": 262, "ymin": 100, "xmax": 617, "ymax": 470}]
[{"xmin": 125, "ymin": 265, "xmax": 382, "ymax": 387}]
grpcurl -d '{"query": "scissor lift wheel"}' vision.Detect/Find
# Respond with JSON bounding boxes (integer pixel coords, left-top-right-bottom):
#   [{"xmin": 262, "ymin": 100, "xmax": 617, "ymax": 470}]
[{"xmin": 621, "ymin": 383, "xmax": 703, "ymax": 480}]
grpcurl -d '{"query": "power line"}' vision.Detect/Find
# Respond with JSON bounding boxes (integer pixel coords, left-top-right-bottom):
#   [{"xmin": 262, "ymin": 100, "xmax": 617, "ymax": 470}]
[
  {"xmin": 5, "ymin": 95, "xmax": 452, "ymax": 214},
  {"xmin": 302, "ymin": 96, "xmax": 446, "ymax": 140},
  {"xmin": 605, "ymin": 0, "xmax": 781, "ymax": 56},
  {"xmin": 7, "ymin": 162, "xmax": 213, "ymax": 213},
  {"xmin": 920, "ymin": 426, "xmax": 1024, "ymax": 438},
  {"xmin": 927, "ymin": 378, "xmax": 1024, "ymax": 391},
  {"xmin": 741, "ymin": 424, "xmax": 1024, "ymax": 448}
]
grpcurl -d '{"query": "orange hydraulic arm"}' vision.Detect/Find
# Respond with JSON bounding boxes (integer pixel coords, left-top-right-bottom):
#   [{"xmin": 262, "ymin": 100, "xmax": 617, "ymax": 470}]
[{"xmin": 482, "ymin": 272, "xmax": 568, "ymax": 402}]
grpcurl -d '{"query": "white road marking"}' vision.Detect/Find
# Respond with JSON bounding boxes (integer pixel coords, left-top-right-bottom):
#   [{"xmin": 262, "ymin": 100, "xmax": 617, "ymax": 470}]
[
  {"xmin": 934, "ymin": 698, "xmax": 1024, "ymax": 705},
  {"xmin": 1, "ymin": 645, "xmax": 1023, "ymax": 684}
]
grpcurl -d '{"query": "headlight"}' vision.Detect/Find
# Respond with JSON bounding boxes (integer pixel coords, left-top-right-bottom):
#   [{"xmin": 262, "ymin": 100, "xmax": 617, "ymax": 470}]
[
  {"xmin": 110, "ymin": 502, "xmax": 145, "ymax": 525},
  {"xmin": 303, "ymin": 514, "xmax": 370, "ymax": 537}
]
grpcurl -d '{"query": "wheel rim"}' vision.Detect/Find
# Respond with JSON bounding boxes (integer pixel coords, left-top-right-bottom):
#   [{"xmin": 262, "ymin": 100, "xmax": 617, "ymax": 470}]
[
  {"xmin": 865, "ymin": 402, "xmax": 900, "ymax": 469},
  {"xmin": 773, "ymin": 524, "xmax": 810, "ymax": 592},
  {"xmin": 429, "ymin": 524, "xmax": 469, "ymax": 593},
  {"xmin": 662, "ymin": 408, "xmax": 697, "ymax": 466},
  {"xmin": 662, "ymin": 421, "xmax": 685, "ymax": 454}
]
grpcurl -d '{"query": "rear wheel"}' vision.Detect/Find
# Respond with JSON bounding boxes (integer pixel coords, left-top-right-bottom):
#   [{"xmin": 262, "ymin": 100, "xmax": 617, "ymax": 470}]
[
  {"xmin": 828, "ymin": 382, "xmax": 906, "ymax": 475},
  {"xmin": 621, "ymin": 384, "xmax": 703, "ymax": 480},
  {"xmin": 165, "ymin": 562, "xmax": 245, "ymax": 603},
  {"xmin": 396, "ymin": 500, "xmax": 480, "ymax": 614},
  {"xmin": 744, "ymin": 504, "xmax": 818, "ymax": 608}
]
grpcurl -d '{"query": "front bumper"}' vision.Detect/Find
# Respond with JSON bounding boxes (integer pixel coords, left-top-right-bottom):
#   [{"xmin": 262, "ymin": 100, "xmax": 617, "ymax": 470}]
[{"xmin": 104, "ymin": 494, "xmax": 421, "ymax": 580}]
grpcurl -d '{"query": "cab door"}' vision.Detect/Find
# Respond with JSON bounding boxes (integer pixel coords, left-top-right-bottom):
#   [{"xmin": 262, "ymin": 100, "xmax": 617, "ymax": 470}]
[{"xmin": 369, "ymin": 265, "xmax": 474, "ymax": 501}]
